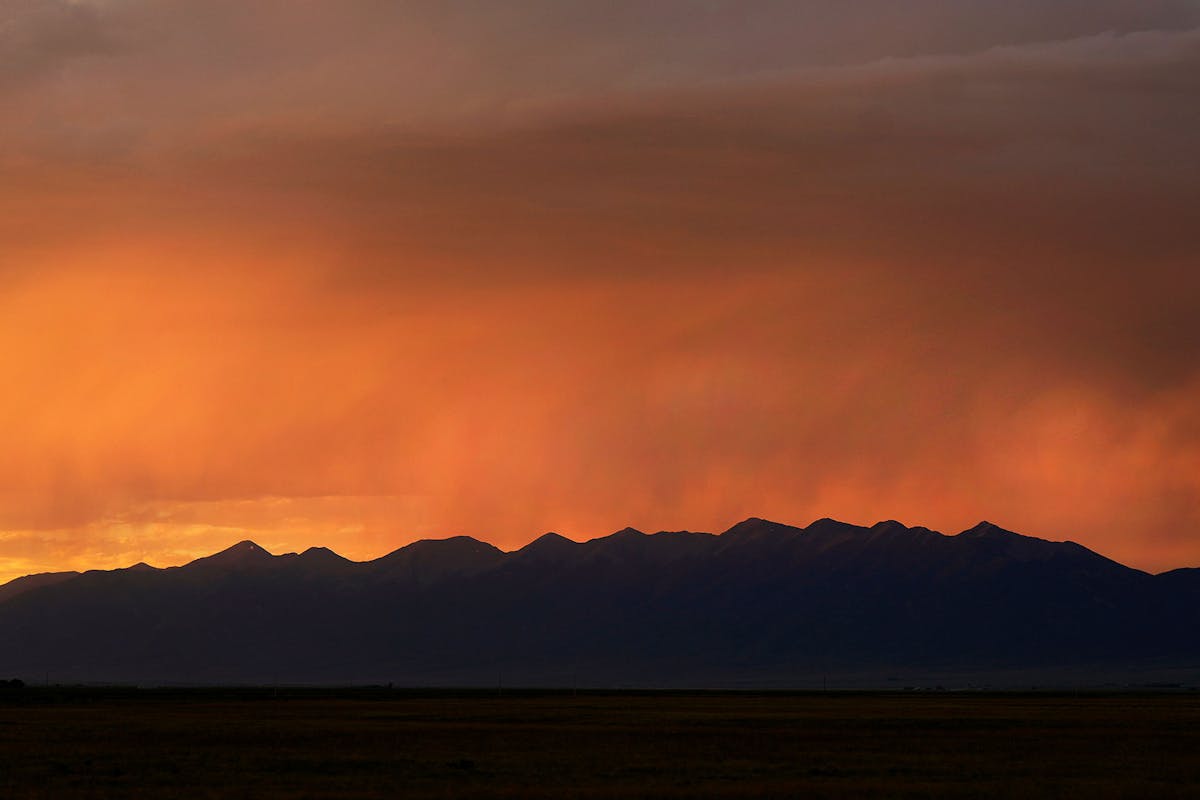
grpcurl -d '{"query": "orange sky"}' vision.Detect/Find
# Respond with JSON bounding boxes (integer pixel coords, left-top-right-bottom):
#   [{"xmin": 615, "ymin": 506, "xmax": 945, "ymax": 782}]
[{"xmin": 2, "ymin": 2, "xmax": 1199, "ymax": 582}]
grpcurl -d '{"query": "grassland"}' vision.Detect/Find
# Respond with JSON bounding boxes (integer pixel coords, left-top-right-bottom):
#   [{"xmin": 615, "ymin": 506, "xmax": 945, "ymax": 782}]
[{"xmin": 1, "ymin": 688, "xmax": 1197, "ymax": 798}]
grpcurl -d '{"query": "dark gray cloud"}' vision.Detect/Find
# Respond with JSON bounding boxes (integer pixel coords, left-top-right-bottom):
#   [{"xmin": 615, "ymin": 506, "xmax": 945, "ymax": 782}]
[
  {"xmin": 4, "ymin": 1, "xmax": 1198, "ymax": 137},
  {"xmin": 0, "ymin": 0, "xmax": 119, "ymax": 88},
  {"xmin": 11, "ymin": 25, "xmax": 1200, "ymax": 392}
]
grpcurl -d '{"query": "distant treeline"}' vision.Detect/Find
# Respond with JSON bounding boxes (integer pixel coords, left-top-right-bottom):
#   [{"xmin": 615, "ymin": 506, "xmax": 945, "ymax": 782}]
[{"xmin": 1, "ymin": 678, "xmax": 25, "ymax": 689}]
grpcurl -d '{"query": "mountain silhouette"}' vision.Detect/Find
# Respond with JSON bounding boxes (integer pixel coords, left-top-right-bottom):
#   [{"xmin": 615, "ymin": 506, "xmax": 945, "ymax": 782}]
[
  {"xmin": 1, "ymin": 518, "xmax": 1196, "ymax": 687},
  {"xmin": 0, "ymin": 570, "xmax": 80, "ymax": 604},
  {"xmin": 181, "ymin": 540, "xmax": 277, "ymax": 572}
]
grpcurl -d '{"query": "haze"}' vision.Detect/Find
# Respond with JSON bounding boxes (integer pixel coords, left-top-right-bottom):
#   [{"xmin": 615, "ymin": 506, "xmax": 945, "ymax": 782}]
[{"xmin": 2, "ymin": 1, "xmax": 1199, "ymax": 582}]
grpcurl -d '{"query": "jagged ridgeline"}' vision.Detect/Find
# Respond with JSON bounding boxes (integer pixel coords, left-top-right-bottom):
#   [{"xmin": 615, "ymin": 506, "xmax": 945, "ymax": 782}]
[{"xmin": 1, "ymin": 519, "xmax": 1197, "ymax": 686}]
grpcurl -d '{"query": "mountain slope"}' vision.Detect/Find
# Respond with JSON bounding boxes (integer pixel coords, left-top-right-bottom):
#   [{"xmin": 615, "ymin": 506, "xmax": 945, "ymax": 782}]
[
  {"xmin": 0, "ymin": 571, "xmax": 81, "ymax": 604},
  {"xmin": 0, "ymin": 519, "xmax": 1195, "ymax": 686}
]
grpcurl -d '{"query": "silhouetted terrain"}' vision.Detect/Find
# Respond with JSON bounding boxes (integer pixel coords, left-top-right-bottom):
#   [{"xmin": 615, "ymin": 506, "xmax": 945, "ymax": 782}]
[{"xmin": 1, "ymin": 518, "xmax": 1197, "ymax": 686}]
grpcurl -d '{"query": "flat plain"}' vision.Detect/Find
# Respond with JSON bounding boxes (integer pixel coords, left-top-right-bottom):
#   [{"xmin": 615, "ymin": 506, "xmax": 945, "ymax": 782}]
[{"xmin": 1, "ymin": 689, "xmax": 1198, "ymax": 798}]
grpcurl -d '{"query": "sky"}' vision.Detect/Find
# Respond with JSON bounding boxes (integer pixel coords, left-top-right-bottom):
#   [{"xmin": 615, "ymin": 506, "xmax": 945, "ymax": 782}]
[{"xmin": 2, "ymin": 0, "xmax": 1199, "ymax": 581}]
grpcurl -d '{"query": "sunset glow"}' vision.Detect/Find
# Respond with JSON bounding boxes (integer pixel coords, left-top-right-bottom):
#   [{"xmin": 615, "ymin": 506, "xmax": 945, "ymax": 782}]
[{"xmin": 2, "ymin": 1, "xmax": 1199, "ymax": 582}]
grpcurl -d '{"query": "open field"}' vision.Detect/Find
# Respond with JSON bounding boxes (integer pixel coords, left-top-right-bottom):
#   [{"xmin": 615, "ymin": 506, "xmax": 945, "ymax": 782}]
[{"xmin": 1, "ymin": 689, "xmax": 1198, "ymax": 798}]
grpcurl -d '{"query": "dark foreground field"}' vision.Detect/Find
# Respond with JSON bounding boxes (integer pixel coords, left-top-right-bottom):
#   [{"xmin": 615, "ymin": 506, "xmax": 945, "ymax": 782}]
[{"xmin": 1, "ymin": 689, "xmax": 1198, "ymax": 798}]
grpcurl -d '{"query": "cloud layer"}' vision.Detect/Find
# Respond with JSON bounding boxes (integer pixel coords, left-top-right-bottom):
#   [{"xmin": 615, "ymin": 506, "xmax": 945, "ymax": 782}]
[{"xmin": 2, "ymin": 2, "xmax": 1199, "ymax": 580}]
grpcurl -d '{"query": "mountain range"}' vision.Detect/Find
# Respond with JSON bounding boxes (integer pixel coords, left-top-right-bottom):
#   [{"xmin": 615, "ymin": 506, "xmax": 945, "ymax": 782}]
[{"xmin": 2, "ymin": 518, "xmax": 1197, "ymax": 687}]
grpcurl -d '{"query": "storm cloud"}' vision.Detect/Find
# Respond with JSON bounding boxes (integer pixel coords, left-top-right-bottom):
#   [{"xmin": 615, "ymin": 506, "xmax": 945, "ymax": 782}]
[{"xmin": 1, "ymin": 1, "xmax": 1198, "ymax": 579}]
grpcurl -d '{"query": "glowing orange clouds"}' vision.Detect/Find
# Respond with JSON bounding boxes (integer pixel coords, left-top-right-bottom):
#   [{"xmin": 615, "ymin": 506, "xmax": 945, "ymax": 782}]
[{"xmin": 2, "ymin": 4, "xmax": 1199, "ymax": 582}]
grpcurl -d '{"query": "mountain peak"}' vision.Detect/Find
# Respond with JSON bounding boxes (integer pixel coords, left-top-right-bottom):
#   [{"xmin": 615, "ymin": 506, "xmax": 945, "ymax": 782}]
[
  {"xmin": 0, "ymin": 570, "xmax": 81, "ymax": 604},
  {"xmin": 722, "ymin": 517, "xmax": 799, "ymax": 538},
  {"xmin": 609, "ymin": 527, "xmax": 646, "ymax": 539},
  {"xmin": 515, "ymin": 532, "xmax": 579, "ymax": 560},
  {"xmin": 369, "ymin": 536, "xmax": 504, "ymax": 581},
  {"xmin": 951, "ymin": 520, "xmax": 1118, "ymax": 566},
  {"xmin": 183, "ymin": 539, "xmax": 275, "ymax": 570},
  {"xmin": 804, "ymin": 517, "xmax": 869, "ymax": 537},
  {"xmin": 299, "ymin": 546, "xmax": 350, "ymax": 564},
  {"xmin": 225, "ymin": 542, "xmax": 271, "ymax": 561},
  {"xmin": 379, "ymin": 536, "xmax": 505, "ymax": 561},
  {"xmin": 959, "ymin": 521, "xmax": 1015, "ymax": 538}
]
